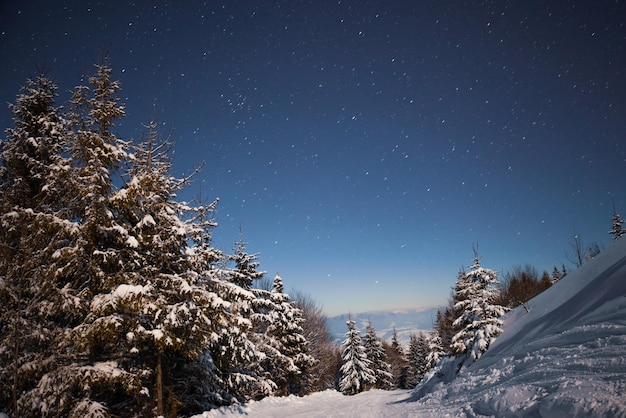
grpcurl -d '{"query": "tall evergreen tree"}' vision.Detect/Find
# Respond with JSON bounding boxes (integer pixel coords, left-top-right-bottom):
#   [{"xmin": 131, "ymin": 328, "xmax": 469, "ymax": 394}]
[
  {"xmin": 185, "ymin": 194, "xmax": 269, "ymax": 409},
  {"xmin": 339, "ymin": 317, "xmax": 375, "ymax": 395},
  {"xmin": 424, "ymin": 330, "xmax": 446, "ymax": 372},
  {"xmin": 266, "ymin": 274, "xmax": 316, "ymax": 396},
  {"xmin": 204, "ymin": 230, "xmax": 274, "ymax": 404},
  {"xmin": 362, "ymin": 321, "xmax": 393, "ymax": 390},
  {"xmin": 434, "ymin": 306, "xmax": 456, "ymax": 355},
  {"xmin": 23, "ymin": 62, "xmax": 145, "ymax": 417},
  {"xmin": 386, "ymin": 327, "xmax": 409, "ymax": 389},
  {"xmin": 64, "ymin": 61, "xmax": 130, "ymax": 295},
  {"xmin": 88, "ymin": 120, "xmax": 233, "ymax": 416},
  {"xmin": 0, "ymin": 72, "xmax": 71, "ymax": 210},
  {"xmin": 0, "ymin": 72, "xmax": 77, "ymax": 417},
  {"xmin": 407, "ymin": 332, "xmax": 429, "ymax": 387},
  {"xmin": 450, "ymin": 250, "xmax": 507, "ymax": 364},
  {"xmin": 609, "ymin": 209, "xmax": 626, "ymax": 240},
  {"xmin": 229, "ymin": 227, "xmax": 265, "ymax": 290}
]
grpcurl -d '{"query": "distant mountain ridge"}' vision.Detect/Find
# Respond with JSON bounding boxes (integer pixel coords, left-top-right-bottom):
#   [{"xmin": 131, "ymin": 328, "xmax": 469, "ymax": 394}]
[{"xmin": 326, "ymin": 306, "xmax": 442, "ymax": 347}]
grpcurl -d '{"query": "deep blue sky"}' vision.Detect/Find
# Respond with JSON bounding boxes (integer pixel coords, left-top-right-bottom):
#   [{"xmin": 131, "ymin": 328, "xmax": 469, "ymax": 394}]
[{"xmin": 2, "ymin": 1, "xmax": 625, "ymax": 315}]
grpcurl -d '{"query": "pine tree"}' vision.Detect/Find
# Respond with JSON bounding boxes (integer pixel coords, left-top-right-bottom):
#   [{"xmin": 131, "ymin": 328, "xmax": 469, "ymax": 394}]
[
  {"xmin": 0, "ymin": 72, "xmax": 71, "ymax": 210},
  {"xmin": 552, "ymin": 264, "xmax": 568, "ymax": 282},
  {"xmin": 229, "ymin": 227, "xmax": 265, "ymax": 290},
  {"xmin": 339, "ymin": 317, "xmax": 376, "ymax": 395},
  {"xmin": 266, "ymin": 274, "xmax": 316, "ymax": 396},
  {"xmin": 184, "ymin": 194, "xmax": 266, "ymax": 409},
  {"xmin": 449, "ymin": 267, "xmax": 473, "ymax": 342},
  {"xmin": 0, "ymin": 72, "xmax": 77, "ymax": 417},
  {"xmin": 362, "ymin": 321, "xmax": 393, "ymax": 390},
  {"xmin": 424, "ymin": 330, "xmax": 446, "ymax": 372},
  {"xmin": 96, "ymin": 120, "xmax": 230, "ymax": 416},
  {"xmin": 450, "ymin": 250, "xmax": 508, "ymax": 364},
  {"xmin": 22, "ymin": 62, "xmax": 147, "ymax": 417},
  {"xmin": 609, "ymin": 209, "xmax": 626, "ymax": 240},
  {"xmin": 407, "ymin": 332, "xmax": 429, "ymax": 387},
  {"xmin": 203, "ymin": 230, "xmax": 274, "ymax": 405},
  {"xmin": 434, "ymin": 306, "xmax": 456, "ymax": 354},
  {"xmin": 65, "ymin": 61, "xmax": 130, "ymax": 295},
  {"xmin": 386, "ymin": 327, "xmax": 409, "ymax": 388}
]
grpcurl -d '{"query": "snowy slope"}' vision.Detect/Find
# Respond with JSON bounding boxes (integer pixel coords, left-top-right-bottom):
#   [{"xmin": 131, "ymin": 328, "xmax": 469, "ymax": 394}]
[
  {"xmin": 194, "ymin": 238, "xmax": 626, "ymax": 417},
  {"xmin": 408, "ymin": 234, "xmax": 626, "ymax": 417}
]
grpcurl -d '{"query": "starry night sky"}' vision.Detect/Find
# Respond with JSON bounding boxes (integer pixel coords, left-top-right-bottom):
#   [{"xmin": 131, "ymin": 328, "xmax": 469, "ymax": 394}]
[{"xmin": 2, "ymin": 1, "xmax": 625, "ymax": 315}]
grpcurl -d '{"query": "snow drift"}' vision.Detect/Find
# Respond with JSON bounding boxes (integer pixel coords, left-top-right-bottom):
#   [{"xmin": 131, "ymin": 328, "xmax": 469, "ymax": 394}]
[
  {"xmin": 195, "ymin": 238, "xmax": 626, "ymax": 417},
  {"xmin": 410, "ymin": 236, "xmax": 626, "ymax": 417}
]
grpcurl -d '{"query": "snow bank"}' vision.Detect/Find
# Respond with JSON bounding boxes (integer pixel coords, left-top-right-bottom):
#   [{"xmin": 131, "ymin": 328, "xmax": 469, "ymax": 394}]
[
  {"xmin": 411, "ymin": 236, "xmax": 626, "ymax": 417},
  {"xmin": 191, "ymin": 389, "xmax": 414, "ymax": 418}
]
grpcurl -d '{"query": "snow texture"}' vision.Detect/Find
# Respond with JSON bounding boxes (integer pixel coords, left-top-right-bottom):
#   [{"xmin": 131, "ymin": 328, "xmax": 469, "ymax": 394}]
[{"xmin": 193, "ymin": 237, "xmax": 626, "ymax": 417}]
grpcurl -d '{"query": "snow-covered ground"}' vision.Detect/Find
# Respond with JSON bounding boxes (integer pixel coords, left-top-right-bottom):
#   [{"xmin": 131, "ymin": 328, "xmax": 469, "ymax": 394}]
[{"xmin": 194, "ymin": 237, "xmax": 626, "ymax": 417}]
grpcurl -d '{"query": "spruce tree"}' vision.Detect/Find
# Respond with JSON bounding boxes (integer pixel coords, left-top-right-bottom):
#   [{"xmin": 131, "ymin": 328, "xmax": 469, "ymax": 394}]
[
  {"xmin": 93, "ymin": 120, "xmax": 230, "ymax": 416},
  {"xmin": 184, "ymin": 195, "xmax": 263, "ymax": 409},
  {"xmin": 204, "ymin": 231, "xmax": 274, "ymax": 404},
  {"xmin": 424, "ymin": 330, "xmax": 446, "ymax": 372},
  {"xmin": 450, "ymin": 251, "xmax": 507, "ymax": 364},
  {"xmin": 386, "ymin": 328, "xmax": 409, "ymax": 389},
  {"xmin": 609, "ymin": 210, "xmax": 626, "ymax": 240},
  {"xmin": 0, "ymin": 72, "xmax": 76, "ymax": 417},
  {"xmin": 229, "ymin": 227, "xmax": 265, "ymax": 290},
  {"xmin": 362, "ymin": 321, "xmax": 393, "ymax": 390},
  {"xmin": 25, "ymin": 62, "xmax": 146, "ymax": 417},
  {"xmin": 434, "ymin": 306, "xmax": 456, "ymax": 355},
  {"xmin": 265, "ymin": 274, "xmax": 316, "ymax": 396},
  {"xmin": 65, "ymin": 61, "xmax": 130, "ymax": 295},
  {"xmin": 339, "ymin": 317, "xmax": 375, "ymax": 395},
  {"xmin": 407, "ymin": 332, "xmax": 429, "ymax": 387}
]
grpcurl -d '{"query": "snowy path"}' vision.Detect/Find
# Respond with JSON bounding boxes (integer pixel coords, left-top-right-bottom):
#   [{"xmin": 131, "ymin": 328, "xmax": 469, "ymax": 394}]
[{"xmin": 193, "ymin": 390, "xmax": 417, "ymax": 418}]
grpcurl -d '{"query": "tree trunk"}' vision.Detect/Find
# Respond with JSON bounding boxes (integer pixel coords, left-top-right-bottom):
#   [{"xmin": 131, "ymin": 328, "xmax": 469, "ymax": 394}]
[
  {"xmin": 156, "ymin": 350, "xmax": 163, "ymax": 416},
  {"xmin": 12, "ymin": 315, "xmax": 19, "ymax": 417},
  {"xmin": 12, "ymin": 273, "xmax": 23, "ymax": 417}
]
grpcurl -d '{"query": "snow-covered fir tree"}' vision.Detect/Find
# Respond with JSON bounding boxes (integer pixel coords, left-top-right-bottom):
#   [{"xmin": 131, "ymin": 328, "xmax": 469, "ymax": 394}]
[
  {"xmin": 450, "ymin": 250, "xmax": 508, "ymax": 364},
  {"xmin": 27, "ymin": 62, "xmax": 148, "ymax": 417},
  {"xmin": 339, "ymin": 317, "xmax": 376, "ymax": 395},
  {"xmin": 424, "ymin": 330, "xmax": 446, "ymax": 372},
  {"xmin": 434, "ymin": 305, "xmax": 456, "ymax": 355},
  {"xmin": 67, "ymin": 63, "xmax": 130, "ymax": 291},
  {"xmin": 88, "ymin": 120, "xmax": 240, "ymax": 416},
  {"xmin": 202, "ymin": 230, "xmax": 274, "ymax": 404},
  {"xmin": 362, "ymin": 321, "xmax": 393, "ymax": 390},
  {"xmin": 386, "ymin": 327, "xmax": 409, "ymax": 389},
  {"xmin": 184, "ymin": 193, "xmax": 271, "ymax": 408},
  {"xmin": 265, "ymin": 274, "xmax": 316, "ymax": 396},
  {"xmin": 609, "ymin": 210, "xmax": 625, "ymax": 240},
  {"xmin": 448, "ymin": 267, "xmax": 471, "ymax": 344},
  {"xmin": 0, "ymin": 72, "xmax": 77, "ymax": 418},
  {"xmin": 0, "ymin": 72, "xmax": 71, "ymax": 210},
  {"xmin": 229, "ymin": 228, "xmax": 265, "ymax": 290},
  {"xmin": 407, "ymin": 332, "xmax": 430, "ymax": 387}
]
